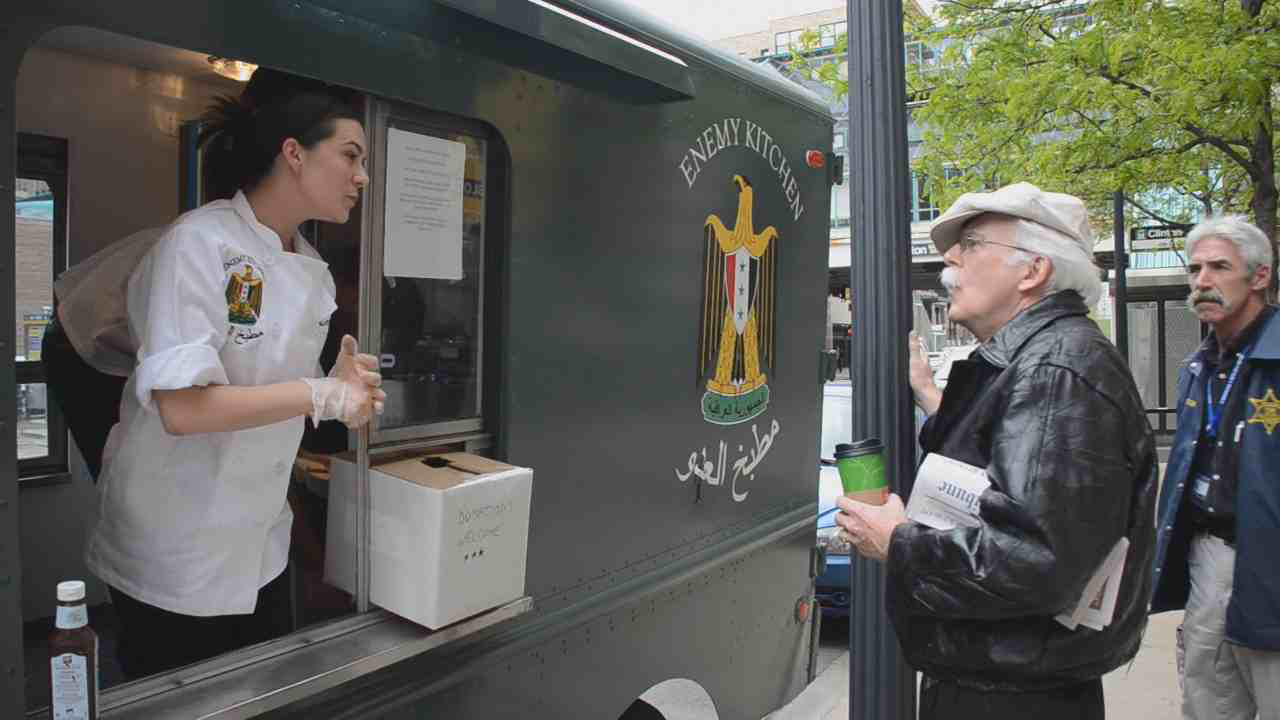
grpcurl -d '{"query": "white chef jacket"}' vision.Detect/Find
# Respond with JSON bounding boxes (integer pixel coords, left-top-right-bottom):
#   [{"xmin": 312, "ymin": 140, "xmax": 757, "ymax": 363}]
[{"xmin": 84, "ymin": 191, "xmax": 337, "ymax": 616}]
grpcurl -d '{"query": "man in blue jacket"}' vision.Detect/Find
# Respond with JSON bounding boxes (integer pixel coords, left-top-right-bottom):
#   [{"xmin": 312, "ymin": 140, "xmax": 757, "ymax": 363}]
[{"xmin": 1152, "ymin": 215, "xmax": 1280, "ymax": 719}]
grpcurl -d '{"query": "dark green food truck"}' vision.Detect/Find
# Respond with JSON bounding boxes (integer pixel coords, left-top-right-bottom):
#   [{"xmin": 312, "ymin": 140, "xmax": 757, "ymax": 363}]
[{"xmin": 2, "ymin": 1, "xmax": 838, "ymax": 717}]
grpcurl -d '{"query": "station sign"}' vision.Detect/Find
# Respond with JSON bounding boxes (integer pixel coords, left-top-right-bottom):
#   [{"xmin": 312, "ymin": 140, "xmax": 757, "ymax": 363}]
[
  {"xmin": 910, "ymin": 240, "xmax": 935, "ymax": 257},
  {"xmin": 1129, "ymin": 225, "xmax": 1187, "ymax": 252}
]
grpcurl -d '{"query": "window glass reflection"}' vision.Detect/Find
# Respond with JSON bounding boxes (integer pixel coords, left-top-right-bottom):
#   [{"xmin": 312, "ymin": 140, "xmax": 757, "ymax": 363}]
[
  {"xmin": 15, "ymin": 177, "xmax": 54, "ymax": 360},
  {"xmin": 379, "ymin": 132, "xmax": 486, "ymax": 429},
  {"xmin": 17, "ymin": 383, "xmax": 49, "ymax": 460}
]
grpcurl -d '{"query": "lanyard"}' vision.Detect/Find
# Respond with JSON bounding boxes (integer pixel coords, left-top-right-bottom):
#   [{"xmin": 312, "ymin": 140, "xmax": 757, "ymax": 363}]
[{"xmin": 1204, "ymin": 345, "xmax": 1251, "ymax": 439}]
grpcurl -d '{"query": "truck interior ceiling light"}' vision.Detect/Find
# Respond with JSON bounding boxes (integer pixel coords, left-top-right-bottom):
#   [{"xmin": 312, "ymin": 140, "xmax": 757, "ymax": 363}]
[
  {"xmin": 524, "ymin": 0, "xmax": 687, "ymax": 67},
  {"xmin": 207, "ymin": 56, "xmax": 257, "ymax": 82}
]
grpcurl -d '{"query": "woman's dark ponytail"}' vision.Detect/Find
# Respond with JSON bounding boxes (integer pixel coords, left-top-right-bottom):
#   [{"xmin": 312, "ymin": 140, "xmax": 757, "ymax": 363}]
[
  {"xmin": 198, "ymin": 94, "xmax": 260, "ymax": 201},
  {"xmin": 197, "ymin": 69, "xmax": 362, "ymax": 200}
]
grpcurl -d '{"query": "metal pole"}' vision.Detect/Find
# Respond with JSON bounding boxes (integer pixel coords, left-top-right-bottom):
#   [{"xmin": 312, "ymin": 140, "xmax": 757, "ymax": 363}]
[
  {"xmin": 1113, "ymin": 191, "xmax": 1128, "ymax": 364},
  {"xmin": 846, "ymin": 1, "xmax": 916, "ymax": 718}
]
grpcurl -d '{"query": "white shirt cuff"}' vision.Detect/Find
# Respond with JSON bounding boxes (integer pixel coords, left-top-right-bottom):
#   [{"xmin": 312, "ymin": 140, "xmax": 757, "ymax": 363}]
[{"xmin": 134, "ymin": 343, "xmax": 229, "ymax": 412}]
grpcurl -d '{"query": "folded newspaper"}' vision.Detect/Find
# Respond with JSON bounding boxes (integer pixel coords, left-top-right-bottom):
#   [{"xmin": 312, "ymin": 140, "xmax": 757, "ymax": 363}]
[
  {"xmin": 904, "ymin": 453, "xmax": 990, "ymax": 531},
  {"xmin": 1053, "ymin": 537, "xmax": 1129, "ymax": 631},
  {"xmin": 905, "ymin": 453, "xmax": 1128, "ymax": 631}
]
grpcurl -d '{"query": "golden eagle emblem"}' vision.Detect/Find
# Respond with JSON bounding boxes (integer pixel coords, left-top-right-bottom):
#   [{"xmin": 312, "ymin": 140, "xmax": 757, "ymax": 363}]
[
  {"xmin": 698, "ymin": 175, "xmax": 778, "ymax": 425},
  {"xmin": 225, "ymin": 264, "xmax": 263, "ymax": 326}
]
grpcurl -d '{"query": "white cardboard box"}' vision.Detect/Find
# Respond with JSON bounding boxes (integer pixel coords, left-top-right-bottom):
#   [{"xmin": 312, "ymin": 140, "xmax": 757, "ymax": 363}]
[{"xmin": 325, "ymin": 452, "xmax": 533, "ymax": 629}]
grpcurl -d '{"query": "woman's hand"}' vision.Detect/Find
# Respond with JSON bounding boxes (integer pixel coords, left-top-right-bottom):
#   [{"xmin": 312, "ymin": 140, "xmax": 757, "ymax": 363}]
[
  {"xmin": 908, "ymin": 332, "xmax": 942, "ymax": 415},
  {"xmin": 305, "ymin": 335, "xmax": 386, "ymax": 428}
]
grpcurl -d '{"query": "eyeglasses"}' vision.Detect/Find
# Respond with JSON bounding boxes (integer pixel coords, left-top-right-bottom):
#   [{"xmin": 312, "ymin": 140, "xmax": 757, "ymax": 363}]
[{"xmin": 955, "ymin": 233, "xmax": 1034, "ymax": 256}]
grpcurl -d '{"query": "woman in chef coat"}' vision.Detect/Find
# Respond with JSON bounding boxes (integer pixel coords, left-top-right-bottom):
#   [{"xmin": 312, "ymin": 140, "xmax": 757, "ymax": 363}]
[{"xmin": 82, "ymin": 71, "xmax": 386, "ymax": 679}]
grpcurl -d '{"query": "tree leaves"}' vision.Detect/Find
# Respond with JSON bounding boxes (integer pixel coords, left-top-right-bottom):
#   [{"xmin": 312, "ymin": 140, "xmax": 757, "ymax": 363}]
[{"xmin": 906, "ymin": 0, "xmax": 1277, "ymax": 244}]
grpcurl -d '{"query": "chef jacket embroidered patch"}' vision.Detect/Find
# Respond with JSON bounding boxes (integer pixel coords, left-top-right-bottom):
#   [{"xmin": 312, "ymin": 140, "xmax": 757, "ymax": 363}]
[
  {"xmin": 1247, "ymin": 387, "xmax": 1280, "ymax": 435},
  {"xmin": 225, "ymin": 262, "xmax": 264, "ymax": 326}
]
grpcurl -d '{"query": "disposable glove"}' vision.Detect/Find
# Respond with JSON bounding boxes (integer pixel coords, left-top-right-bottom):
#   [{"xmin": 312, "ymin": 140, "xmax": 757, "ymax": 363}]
[{"xmin": 303, "ymin": 335, "xmax": 386, "ymax": 428}]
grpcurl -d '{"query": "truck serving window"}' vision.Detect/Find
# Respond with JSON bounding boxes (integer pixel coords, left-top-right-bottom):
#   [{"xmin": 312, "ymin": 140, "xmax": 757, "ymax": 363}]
[{"xmin": 14, "ymin": 24, "xmax": 520, "ymax": 718}]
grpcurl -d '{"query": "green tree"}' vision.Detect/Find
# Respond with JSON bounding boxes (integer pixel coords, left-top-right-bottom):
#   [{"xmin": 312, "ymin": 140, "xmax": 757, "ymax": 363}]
[
  {"xmin": 784, "ymin": 5, "xmax": 932, "ymax": 100},
  {"xmin": 911, "ymin": 0, "xmax": 1279, "ymax": 277},
  {"xmin": 785, "ymin": 31, "xmax": 848, "ymax": 99}
]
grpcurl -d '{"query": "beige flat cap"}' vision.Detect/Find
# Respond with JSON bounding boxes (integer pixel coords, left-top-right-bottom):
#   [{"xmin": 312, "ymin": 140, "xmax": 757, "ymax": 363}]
[{"xmin": 930, "ymin": 182, "xmax": 1093, "ymax": 257}]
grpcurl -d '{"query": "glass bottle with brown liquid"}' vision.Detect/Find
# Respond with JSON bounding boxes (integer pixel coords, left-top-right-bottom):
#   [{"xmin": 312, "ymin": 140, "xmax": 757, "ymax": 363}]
[{"xmin": 49, "ymin": 580, "xmax": 98, "ymax": 719}]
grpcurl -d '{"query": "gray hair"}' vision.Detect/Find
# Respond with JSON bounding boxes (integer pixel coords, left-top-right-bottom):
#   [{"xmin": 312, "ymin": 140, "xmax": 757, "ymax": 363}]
[
  {"xmin": 1184, "ymin": 214, "xmax": 1273, "ymax": 272},
  {"xmin": 1003, "ymin": 218, "xmax": 1102, "ymax": 307}
]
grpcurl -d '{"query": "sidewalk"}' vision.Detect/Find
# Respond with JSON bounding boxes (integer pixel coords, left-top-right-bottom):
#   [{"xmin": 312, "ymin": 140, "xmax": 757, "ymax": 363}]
[{"xmin": 769, "ymin": 611, "xmax": 1183, "ymax": 719}]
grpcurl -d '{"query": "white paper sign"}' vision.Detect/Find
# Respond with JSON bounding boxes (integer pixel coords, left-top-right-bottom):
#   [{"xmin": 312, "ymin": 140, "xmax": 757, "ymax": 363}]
[{"xmin": 383, "ymin": 127, "xmax": 466, "ymax": 280}]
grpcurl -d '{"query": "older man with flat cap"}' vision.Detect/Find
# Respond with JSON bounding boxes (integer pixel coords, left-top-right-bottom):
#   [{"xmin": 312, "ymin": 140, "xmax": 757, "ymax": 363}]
[{"xmin": 835, "ymin": 183, "xmax": 1157, "ymax": 720}]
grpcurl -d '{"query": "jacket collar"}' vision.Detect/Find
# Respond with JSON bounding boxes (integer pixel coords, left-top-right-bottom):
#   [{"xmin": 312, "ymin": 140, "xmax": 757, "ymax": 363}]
[
  {"xmin": 1246, "ymin": 304, "xmax": 1280, "ymax": 360},
  {"xmin": 976, "ymin": 291, "xmax": 1089, "ymax": 369},
  {"xmin": 1188, "ymin": 304, "xmax": 1280, "ymax": 376},
  {"xmin": 230, "ymin": 190, "xmax": 320, "ymax": 260}
]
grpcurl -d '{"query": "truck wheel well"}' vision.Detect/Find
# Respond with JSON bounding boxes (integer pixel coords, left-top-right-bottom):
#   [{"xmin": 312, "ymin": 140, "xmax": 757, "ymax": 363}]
[{"xmin": 619, "ymin": 678, "xmax": 718, "ymax": 720}]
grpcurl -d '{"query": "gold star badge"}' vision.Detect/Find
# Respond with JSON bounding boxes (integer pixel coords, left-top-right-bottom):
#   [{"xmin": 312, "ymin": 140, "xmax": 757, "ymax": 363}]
[{"xmin": 1247, "ymin": 388, "xmax": 1280, "ymax": 435}]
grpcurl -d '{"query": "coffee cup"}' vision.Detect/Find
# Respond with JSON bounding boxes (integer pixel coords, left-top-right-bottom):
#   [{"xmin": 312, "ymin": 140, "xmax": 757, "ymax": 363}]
[{"xmin": 834, "ymin": 439, "xmax": 887, "ymax": 505}]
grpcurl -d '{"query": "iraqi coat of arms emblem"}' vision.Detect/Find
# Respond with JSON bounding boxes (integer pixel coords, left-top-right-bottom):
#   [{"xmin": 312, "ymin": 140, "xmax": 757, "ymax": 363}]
[
  {"xmin": 225, "ymin": 263, "xmax": 264, "ymax": 326},
  {"xmin": 697, "ymin": 175, "xmax": 778, "ymax": 425}
]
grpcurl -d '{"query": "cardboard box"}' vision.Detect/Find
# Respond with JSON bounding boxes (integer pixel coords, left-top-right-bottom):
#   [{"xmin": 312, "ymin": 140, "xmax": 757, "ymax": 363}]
[{"xmin": 325, "ymin": 452, "xmax": 533, "ymax": 629}]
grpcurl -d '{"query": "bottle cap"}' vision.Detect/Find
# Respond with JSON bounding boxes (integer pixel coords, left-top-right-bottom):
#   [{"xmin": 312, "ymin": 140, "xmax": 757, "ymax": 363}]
[{"xmin": 56, "ymin": 581, "xmax": 85, "ymax": 602}]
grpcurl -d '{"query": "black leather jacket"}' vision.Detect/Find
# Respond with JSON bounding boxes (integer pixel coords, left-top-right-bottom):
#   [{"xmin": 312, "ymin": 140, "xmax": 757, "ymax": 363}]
[{"xmin": 887, "ymin": 291, "xmax": 1157, "ymax": 691}]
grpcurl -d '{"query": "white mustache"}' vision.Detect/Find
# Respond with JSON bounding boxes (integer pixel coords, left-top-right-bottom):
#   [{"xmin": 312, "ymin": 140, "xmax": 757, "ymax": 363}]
[
  {"xmin": 940, "ymin": 267, "xmax": 960, "ymax": 292},
  {"xmin": 1187, "ymin": 289, "xmax": 1226, "ymax": 311}
]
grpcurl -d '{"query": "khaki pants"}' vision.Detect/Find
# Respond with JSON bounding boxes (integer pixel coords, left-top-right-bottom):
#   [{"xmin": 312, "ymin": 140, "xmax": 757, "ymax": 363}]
[{"xmin": 1179, "ymin": 533, "xmax": 1280, "ymax": 720}]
